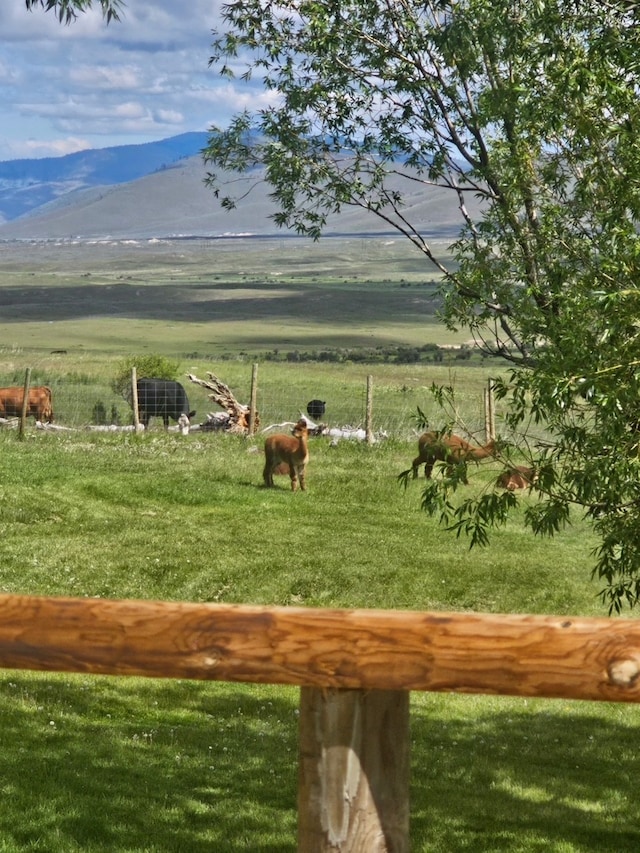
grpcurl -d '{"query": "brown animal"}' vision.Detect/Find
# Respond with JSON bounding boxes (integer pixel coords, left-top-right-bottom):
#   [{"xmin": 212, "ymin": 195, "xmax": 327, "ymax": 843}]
[
  {"xmin": 496, "ymin": 465, "xmax": 537, "ymax": 491},
  {"xmin": 0, "ymin": 386, "xmax": 54, "ymax": 423},
  {"xmin": 412, "ymin": 431, "xmax": 496, "ymax": 482},
  {"xmin": 272, "ymin": 461, "xmax": 293, "ymax": 475},
  {"xmin": 263, "ymin": 418, "xmax": 310, "ymax": 491}
]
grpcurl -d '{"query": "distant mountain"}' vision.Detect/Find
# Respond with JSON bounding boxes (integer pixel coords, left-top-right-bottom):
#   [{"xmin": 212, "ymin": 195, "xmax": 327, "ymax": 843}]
[
  {"xmin": 0, "ymin": 136, "xmax": 483, "ymax": 241},
  {"xmin": 0, "ymin": 132, "xmax": 209, "ymax": 223}
]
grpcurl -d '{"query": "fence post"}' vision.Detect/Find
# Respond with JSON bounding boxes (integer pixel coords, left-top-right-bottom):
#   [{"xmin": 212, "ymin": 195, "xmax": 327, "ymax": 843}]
[
  {"xmin": 131, "ymin": 367, "xmax": 140, "ymax": 431},
  {"xmin": 19, "ymin": 367, "xmax": 31, "ymax": 440},
  {"xmin": 365, "ymin": 374, "xmax": 374, "ymax": 445},
  {"xmin": 298, "ymin": 687, "xmax": 410, "ymax": 853},
  {"xmin": 484, "ymin": 379, "xmax": 495, "ymax": 442},
  {"xmin": 249, "ymin": 363, "xmax": 259, "ymax": 436}
]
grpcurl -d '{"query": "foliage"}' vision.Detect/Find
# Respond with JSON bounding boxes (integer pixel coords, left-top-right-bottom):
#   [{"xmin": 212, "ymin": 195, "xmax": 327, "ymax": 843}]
[
  {"xmin": 205, "ymin": 0, "xmax": 640, "ymax": 610},
  {"xmin": 220, "ymin": 342, "xmax": 468, "ymax": 365},
  {"xmin": 24, "ymin": 0, "xmax": 123, "ymax": 24},
  {"xmin": 111, "ymin": 354, "xmax": 180, "ymax": 401}
]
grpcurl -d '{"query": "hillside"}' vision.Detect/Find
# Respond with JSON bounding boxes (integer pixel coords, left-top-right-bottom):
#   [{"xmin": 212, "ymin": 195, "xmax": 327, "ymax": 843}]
[
  {"xmin": 0, "ymin": 132, "xmax": 209, "ymax": 223},
  {"xmin": 0, "ymin": 152, "xmax": 481, "ymax": 241}
]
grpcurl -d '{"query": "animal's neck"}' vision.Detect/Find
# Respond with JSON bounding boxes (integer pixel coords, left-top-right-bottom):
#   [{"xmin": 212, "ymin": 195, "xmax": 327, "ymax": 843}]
[{"xmin": 471, "ymin": 442, "xmax": 494, "ymax": 459}]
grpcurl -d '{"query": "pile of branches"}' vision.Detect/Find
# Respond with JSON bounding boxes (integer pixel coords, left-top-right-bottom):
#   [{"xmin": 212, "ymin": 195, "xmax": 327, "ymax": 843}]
[{"xmin": 187, "ymin": 372, "xmax": 258, "ymax": 434}]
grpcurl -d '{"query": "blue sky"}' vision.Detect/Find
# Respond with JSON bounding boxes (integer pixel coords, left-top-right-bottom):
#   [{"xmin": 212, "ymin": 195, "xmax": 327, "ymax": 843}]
[{"xmin": 0, "ymin": 1, "xmax": 271, "ymax": 162}]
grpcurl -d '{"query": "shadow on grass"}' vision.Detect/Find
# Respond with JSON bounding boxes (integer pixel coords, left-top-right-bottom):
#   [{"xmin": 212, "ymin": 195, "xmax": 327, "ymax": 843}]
[
  {"xmin": 2, "ymin": 675, "xmax": 637, "ymax": 852},
  {"xmin": 0, "ymin": 676, "xmax": 298, "ymax": 852},
  {"xmin": 410, "ymin": 700, "xmax": 640, "ymax": 852},
  {"xmin": 0, "ymin": 281, "xmax": 438, "ymax": 326}
]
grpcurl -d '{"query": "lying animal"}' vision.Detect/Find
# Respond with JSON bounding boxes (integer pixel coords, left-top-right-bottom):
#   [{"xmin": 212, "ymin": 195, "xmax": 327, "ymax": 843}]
[
  {"xmin": 495, "ymin": 465, "xmax": 537, "ymax": 491},
  {"xmin": 263, "ymin": 418, "xmax": 310, "ymax": 491}
]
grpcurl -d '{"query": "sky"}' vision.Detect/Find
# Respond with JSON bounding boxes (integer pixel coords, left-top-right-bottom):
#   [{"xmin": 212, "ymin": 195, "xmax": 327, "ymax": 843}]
[{"xmin": 0, "ymin": 0, "xmax": 272, "ymax": 162}]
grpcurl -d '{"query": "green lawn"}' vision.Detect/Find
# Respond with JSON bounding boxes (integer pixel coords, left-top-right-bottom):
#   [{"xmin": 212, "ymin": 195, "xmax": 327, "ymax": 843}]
[{"xmin": 0, "ymin": 428, "xmax": 636, "ymax": 852}]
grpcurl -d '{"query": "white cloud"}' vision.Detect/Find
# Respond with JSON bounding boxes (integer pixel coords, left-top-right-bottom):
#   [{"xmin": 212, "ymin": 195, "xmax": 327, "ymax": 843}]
[
  {"xmin": 154, "ymin": 109, "xmax": 184, "ymax": 125},
  {"xmin": 68, "ymin": 65, "xmax": 142, "ymax": 91},
  {"xmin": 0, "ymin": 0, "xmax": 251, "ymax": 160},
  {"xmin": 113, "ymin": 101, "xmax": 148, "ymax": 120},
  {"xmin": 21, "ymin": 137, "xmax": 93, "ymax": 157},
  {"xmin": 0, "ymin": 60, "xmax": 19, "ymax": 85},
  {"xmin": 0, "ymin": 4, "xmax": 108, "ymax": 41}
]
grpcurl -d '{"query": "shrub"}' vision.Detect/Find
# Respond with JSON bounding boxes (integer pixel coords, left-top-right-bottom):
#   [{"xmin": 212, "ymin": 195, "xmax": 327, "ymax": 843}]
[
  {"xmin": 92, "ymin": 401, "xmax": 107, "ymax": 425},
  {"xmin": 111, "ymin": 355, "xmax": 181, "ymax": 401}
]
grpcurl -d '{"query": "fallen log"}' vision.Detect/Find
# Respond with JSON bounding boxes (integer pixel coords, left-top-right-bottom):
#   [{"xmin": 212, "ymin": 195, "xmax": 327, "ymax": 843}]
[
  {"xmin": 299, "ymin": 415, "xmax": 388, "ymax": 444},
  {"xmin": 187, "ymin": 372, "xmax": 258, "ymax": 434}
]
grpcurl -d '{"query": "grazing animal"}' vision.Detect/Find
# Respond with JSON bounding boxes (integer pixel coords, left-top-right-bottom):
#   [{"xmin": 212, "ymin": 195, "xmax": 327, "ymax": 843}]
[
  {"xmin": 136, "ymin": 379, "xmax": 195, "ymax": 430},
  {"xmin": 306, "ymin": 399, "xmax": 326, "ymax": 420},
  {"xmin": 263, "ymin": 418, "xmax": 310, "ymax": 491},
  {"xmin": 0, "ymin": 386, "xmax": 53, "ymax": 423},
  {"xmin": 412, "ymin": 431, "xmax": 496, "ymax": 482},
  {"xmin": 496, "ymin": 465, "xmax": 537, "ymax": 491}
]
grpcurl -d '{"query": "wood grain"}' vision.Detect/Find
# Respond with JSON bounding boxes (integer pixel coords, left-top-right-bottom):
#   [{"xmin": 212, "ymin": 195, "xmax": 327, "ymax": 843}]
[
  {"xmin": 298, "ymin": 688, "xmax": 409, "ymax": 852},
  {"xmin": 0, "ymin": 594, "xmax": 639, "ymax": 701}
]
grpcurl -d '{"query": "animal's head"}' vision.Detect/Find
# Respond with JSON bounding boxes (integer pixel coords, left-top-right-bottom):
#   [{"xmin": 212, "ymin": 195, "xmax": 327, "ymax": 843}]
[
  {"xmin": 306, "ymin": 399, "xmax": 326, "ymax": 416},
  {"xmin": 178, "ymin": 413, "xmax": 192, "ymax": 435},
  {"xmin": 482, "ymin": 438, "xmax": 503, "ymax": 457},
  {"xmin": 291, "ymin": 418, "xmax": 309, "ymax": 438}
]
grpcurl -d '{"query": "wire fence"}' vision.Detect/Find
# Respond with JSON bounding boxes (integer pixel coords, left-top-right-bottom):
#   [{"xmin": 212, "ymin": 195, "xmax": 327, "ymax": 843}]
[{"xmin": 0, "ymin": 363, "xmax": 494, "ymax": 443}]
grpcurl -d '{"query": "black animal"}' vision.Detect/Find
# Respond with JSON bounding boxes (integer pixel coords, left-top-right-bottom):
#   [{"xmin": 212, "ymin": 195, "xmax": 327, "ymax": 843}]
[
  {"xmin": 306, "ymin": 399, "xmax": 326, "ymax": 420},
  {"xmin": 136, "ymin": 379, "xmax": 196, "ymax": 430}
]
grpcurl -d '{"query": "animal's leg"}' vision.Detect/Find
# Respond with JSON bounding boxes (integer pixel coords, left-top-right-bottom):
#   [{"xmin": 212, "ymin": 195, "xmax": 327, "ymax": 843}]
[
  {"xmin": 412, "ymin": 455, "xmax": 423, "ymax": 479},
  {"xmin": 288, "ymin": 463, "xmax": 298, "ymax": 491}
]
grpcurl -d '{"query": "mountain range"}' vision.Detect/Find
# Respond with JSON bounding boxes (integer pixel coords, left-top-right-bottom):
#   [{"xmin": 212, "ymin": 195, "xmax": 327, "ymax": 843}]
[
  {"xmin": 0, "ymin": 132, "xmax": 210, "ymax": 225},
  {"xmin": 0, "ymin": 132, "xmax": 478, "ymax": 241}
]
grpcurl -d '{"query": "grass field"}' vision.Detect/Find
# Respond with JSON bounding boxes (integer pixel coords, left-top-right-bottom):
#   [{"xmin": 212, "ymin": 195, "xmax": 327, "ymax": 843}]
[
  {"xmin": 0, "ymin": 236, "xmax": 465, "ymax": 356},
  {"xmin": 0, "ymin": 237, "xmax": 638, "ymax": 851},
  {"xmin": 0, "ymin": 430, "xmax": 637, "ymax": 852}
]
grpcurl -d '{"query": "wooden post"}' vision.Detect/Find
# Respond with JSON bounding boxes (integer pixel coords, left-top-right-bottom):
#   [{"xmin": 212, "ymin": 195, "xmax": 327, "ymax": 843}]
[
  {"xmin": 365, "ymin": 375, "xmax": 374, "ymax": 445},
  {"xmin": 298, "ymin": 687, "xmax": 409, "ymax": 853},
  {"xmin": 249, "ymin": 363, "xmax": 259, "ymax": 436},
  {"xmin": 131, "ymin": 367, "xmax": 140, "ymax": 431},
  {"xmin": 484, "ymin": 379, "xmax": 495, "ymax": 442},
  {"xmin": 19, "ymin": 367, "xmax": 31, "ymax": 439}
]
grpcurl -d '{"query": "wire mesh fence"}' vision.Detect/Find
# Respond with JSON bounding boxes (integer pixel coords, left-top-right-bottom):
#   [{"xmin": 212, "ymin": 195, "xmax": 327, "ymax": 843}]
[{"xmin": 0, "ymin": 362, "xmax": 495, "ymax": 443}]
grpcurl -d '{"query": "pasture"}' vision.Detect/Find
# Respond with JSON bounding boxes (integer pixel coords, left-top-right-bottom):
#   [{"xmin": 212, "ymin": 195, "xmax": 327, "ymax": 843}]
[
  {"xmin": 0, "ymin": 236, "xmax": 462, "ymax": 357},
  {"xmin": 0, "ymin": 236, "xmax": 638, "ymax": 851}
]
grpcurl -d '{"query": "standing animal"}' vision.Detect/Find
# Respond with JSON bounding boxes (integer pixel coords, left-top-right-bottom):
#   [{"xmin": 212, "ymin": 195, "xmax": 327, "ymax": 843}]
[
  {"xmin": 306, "ymin": 399, "xmax": 326, "ymax": 420},
  {"xmin": 496, "ymin": 465, "xmax": 537, "ymax": 491},
  {"xmin": 136, "ymin": 379, "xmax": 195, "ymax": 430},
  {"xmin": 263, "ymin": 418, "xmax": 310, "ymax": 491},
  {"xmin": 0, "ymin": 386, "xmax": 53, "ymax": 423},
  {"xmin": 412, "ymin": 431, "xmax": 496, "ymax": 482}
]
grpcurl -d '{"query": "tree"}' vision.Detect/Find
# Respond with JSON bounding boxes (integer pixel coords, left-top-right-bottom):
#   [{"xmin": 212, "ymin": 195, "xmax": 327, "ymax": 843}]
[
  {"xmin": 25, "ymin": 0, "xmax": 123, "ymax": 24},
  {"xmin": 204, "ymin": 0, "xmax": 640, "ymax": 611}
]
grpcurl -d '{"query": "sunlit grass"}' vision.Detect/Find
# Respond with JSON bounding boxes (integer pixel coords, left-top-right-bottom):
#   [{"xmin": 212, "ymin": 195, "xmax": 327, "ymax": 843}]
[{"xmin": 0, "ymin": 427, "xmax": 635, "ymax": 850}]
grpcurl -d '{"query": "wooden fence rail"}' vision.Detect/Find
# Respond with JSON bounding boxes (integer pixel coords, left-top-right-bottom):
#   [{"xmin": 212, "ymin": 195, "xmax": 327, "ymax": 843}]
[{"xmin": 1, "ymin": 594, "xmax": 640, "ymax": 851}]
